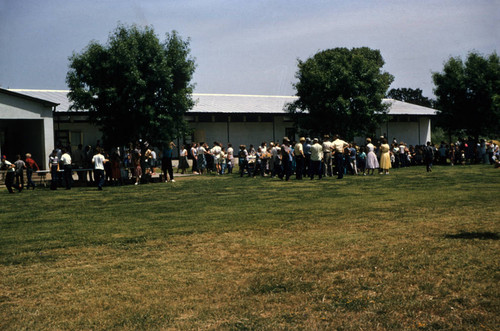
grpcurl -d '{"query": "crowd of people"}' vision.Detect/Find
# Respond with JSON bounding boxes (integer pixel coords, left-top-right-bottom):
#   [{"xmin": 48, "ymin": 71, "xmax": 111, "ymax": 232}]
[
  {"xmin": 184, "ymin": 135, "xmax": 500, "ymax": 180},
  {"xmin": 1, "ymin": 136, "xmax": 499, "ymax": 193}
]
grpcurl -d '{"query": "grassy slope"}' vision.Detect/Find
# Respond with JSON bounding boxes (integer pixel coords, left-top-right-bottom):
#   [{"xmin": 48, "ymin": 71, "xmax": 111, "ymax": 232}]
[{"xmin": 0, "ymin": 166, "xmax": 499, "ymax": 330}]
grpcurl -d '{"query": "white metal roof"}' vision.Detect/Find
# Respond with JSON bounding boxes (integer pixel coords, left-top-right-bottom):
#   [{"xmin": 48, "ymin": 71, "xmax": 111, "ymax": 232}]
[{"xmin": 8, "ymin": 89, "xmax": 436, "ymax": 116}]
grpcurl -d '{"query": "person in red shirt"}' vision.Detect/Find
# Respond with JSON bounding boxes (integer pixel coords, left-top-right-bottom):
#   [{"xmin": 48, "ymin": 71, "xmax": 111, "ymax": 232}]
[{"xmin": 25, "ymin": 153, "xmax": 40, "ymax": 190}]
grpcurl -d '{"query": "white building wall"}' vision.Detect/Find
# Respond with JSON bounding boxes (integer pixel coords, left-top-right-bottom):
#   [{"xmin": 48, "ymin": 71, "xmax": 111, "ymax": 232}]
[
  {"xmin": 188, "ymin": 116, "xmax": 295, "ymax": 151},
  {"xmin": 55, "ymin": 122, "xmax": 103, "ymax": 149},
  {"xmin": 419, "ymin": 117, "xmax": 431, "ymax": 144},
  {"xmin": 0, "ymin": 93, "xmax": 54, "ymax": 168},
  {"xmin": 376, "ymin": 118, "xmax": 432, "ymax": 146}
]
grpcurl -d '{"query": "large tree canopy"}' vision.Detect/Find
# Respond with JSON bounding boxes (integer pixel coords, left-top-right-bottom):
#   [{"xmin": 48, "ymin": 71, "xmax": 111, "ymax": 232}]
[
  {"xmin": 288, "ymin": 47, "xmax": 394, "ymax": 139},
  {"xmin": 387, "ymin": 87, "xmax": 434, "ymax": 108},
  {"xmin": 66, "ymin": 24, "xmax": 196, "ymax": 148},
  {"xmin": 432, "ymin": 52, "xmax": 500, "ymax": 139}
]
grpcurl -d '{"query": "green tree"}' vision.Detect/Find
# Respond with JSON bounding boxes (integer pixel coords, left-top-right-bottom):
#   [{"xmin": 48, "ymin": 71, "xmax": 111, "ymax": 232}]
[
  {"xmin": 287, "ymin": 47, "xmax": 394, "ymax": 139},
  {"xmin": 432, "ymin": 51, "xmax": 500, "ymax": 139},
  {"xmin": 66, "ymin": 24, "xmax": 196, "ymax": 148},
  {"xmin": 387, "ymin": 87, "xmax": 434, "ymax": 108}
]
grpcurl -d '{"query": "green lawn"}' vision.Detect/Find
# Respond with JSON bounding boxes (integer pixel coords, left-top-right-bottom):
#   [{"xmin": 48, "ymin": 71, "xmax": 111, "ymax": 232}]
[{"xmin": 1, "ymin": 165, "xmax": 499, "ymax": 330}]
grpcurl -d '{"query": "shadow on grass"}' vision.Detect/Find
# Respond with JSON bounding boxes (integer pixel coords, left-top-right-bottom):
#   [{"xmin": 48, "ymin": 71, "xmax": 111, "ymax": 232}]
[{"xmin": 444, "ymin": 232, "xmax": 499, "ymax": 240}]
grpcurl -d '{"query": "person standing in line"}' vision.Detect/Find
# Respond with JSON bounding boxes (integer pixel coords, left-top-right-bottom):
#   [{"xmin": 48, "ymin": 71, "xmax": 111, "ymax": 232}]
[
  {"xmin": 322, "ymin": 135, "xmax": 333, "ymax": 177},
  {"xmin": 303, "ymin": 138, "xmax": 312, "ymax": 177},
  {"xmin": 211, "ymin": 142, "xmax": 222, "ymax": 175},
  {"xmin": 92, "ymin": 147, "xmax": 108, "ymax": 190},
  {"xmin": 60, "ymin": 148, "xmax": 72, "ymax": 190},
  {"xmin": 365, "ymin": 138, "xmax": 379, "ymax": 175},
  {"xmin": 25, "ymin": 153, "xmax": 40, "ymax": 189},
  {"xmin": 178, "ymin": 145, "xmax": 189, "ymax": 174},
  {"xmin": 379, "ymin": 138, "xmax": 392, "ymax": 175},
  {"xmin": 1, "ymin": 155, "xmax": 17, "ymax": 193},
  {"xmin": 271, "ymin": 142, "xmax": 282, "ymax": 178},
  {"xmin": 259, "ymin": 142, "xmax": 268, "ymax": 176},
  {"xmin": 332, "ymin": 134, "xmax": 347, "ymax": 179},
  {"xmin": 310, "ymin": 138, "xmax": 323, "ymax": 180},
  {"xmin": 279, "ymin": 137, "xmax": 292, "ymax": 181},
  {"xmin": 238, "ymin": 145, "xmax": 250, "ymax": 177},
  {"xmin": 220, "ymin": 147, "xmax": 227, "ymax": 174},
  {"xmin": 294, "ymin": 137, "xmax": 305, "ymax": 180},
  {"xmin": 190, "ymin": 143, "xmax": 199, "ymax": 174},
  {"xmin": 14, "ymin": 155, "xmax": 26, "ymax": 191},
  {"xmin": 197, "ymin": 142, "xmax": 207, "ymax": 175},
  {"xmin": 132, "ymin": 145, "xmax": 142, "ymax": 185},
  {"xmin": 48, "ymin": 149, "xmax": 59, "ymax": 190},
  {"xmin": 226, "ymin": 143, "xmax": 234, "ymax": 174},
  {"xmin": 162, "ymin": 141, "xmax": 176, "ymax": 182},
  {"xmin": 348, "ymin": 143, "xmax": 358, "ymax": 175},
  {"xmin": 399, "ymin": 141, "xmax": 406, "ymax": 167},
  {"xmin": 358, "ymin": 146, "xmax": 367, "ymax": 175}
]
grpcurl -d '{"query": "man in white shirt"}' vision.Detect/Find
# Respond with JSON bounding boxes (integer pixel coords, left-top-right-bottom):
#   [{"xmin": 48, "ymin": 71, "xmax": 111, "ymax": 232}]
[
  {"xmin": 322, "ymin": 135, "xmax": 333, "ymax": 177},
  {"xmin": 92, "ymin": 147, "xmax": 107, "ymax": 190},
  {"xmin": 310, "ymin": 138, "xmax": 323, "ymax": 180},
  {"xmin": 332, "ymin": 134, "xmax": 347, "ymax": 179},
  {"xmin": 60, "ymin": 148, "xmax": 73, "ymax": 189}
]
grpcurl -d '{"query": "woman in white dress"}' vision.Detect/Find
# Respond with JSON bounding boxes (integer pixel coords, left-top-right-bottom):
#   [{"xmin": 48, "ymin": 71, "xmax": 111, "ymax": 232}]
[{"xmin": 365, "ymin": 138, "xmax": 379, "ymax": 175}]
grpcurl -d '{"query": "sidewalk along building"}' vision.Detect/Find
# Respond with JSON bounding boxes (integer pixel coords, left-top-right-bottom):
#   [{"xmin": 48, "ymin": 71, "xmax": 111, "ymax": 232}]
[
  {"xmin": 5, "ymin": 89, "xmax": 436, "ymax": 157},
  {"xmin": 0, "ymin": 88, "xmax": 58, "ymax": 169}
]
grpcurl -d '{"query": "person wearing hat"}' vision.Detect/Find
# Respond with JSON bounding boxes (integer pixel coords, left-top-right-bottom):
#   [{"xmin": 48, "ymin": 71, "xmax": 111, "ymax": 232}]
[
  {"xmin": 294, "ymin": 137, "xmax": 306, "ymax": 180},
  {"xmin": 310, "ymin": 138, "xmax": 323, "ymax": 180},
  {"xmin": 1, "ymin": 155, "xmax": 17, "ymax": 193}
]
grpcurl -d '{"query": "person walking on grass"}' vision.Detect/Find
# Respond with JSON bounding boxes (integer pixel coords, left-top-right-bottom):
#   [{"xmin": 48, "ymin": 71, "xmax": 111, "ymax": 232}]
[
  {"xmin": 14, "ymin": 155, "xmax": 26, "ymax": 191},
  {"xmin": 25, "ymin": 153, "xmax": 40, "ymax": 189},
  {"xmin": 424, "ymin": 141, "xmax": 434, "ymax": 172},
  {"xmin": 1, "ymin": 155, "xmax": 17, "ymax": 193},
  {"xmin": 92, "ymin": 147, "xmax": 108, "ymax": 190}
]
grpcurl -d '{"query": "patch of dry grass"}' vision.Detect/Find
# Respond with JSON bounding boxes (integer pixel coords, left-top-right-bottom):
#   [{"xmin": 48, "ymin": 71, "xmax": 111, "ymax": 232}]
[{"xmin": 0, "ymin": 165, "xmax": 499, "ymax": 329}]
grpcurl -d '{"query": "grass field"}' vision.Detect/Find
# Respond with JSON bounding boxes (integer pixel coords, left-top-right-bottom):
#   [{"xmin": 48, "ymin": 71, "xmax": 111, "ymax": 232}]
[{"xmin": 1, "ymin": 165, "xmax": 499, "ymax": 330}]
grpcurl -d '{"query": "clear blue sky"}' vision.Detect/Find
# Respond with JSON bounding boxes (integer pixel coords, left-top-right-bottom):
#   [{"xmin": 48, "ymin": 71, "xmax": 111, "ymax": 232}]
[{"xmin": 0, "ymin": 0, "xmax": 498, "ymax": 98}]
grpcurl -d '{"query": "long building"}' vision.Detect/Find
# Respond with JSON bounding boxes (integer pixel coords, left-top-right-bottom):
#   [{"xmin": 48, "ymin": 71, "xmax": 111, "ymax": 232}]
[{"xmin": 1, "ymin": 88, "xmax": 436, "ymax": 168}]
